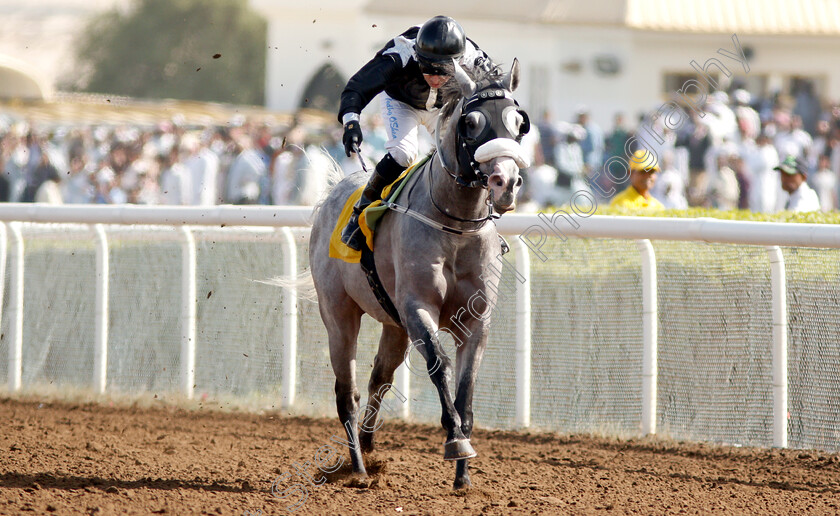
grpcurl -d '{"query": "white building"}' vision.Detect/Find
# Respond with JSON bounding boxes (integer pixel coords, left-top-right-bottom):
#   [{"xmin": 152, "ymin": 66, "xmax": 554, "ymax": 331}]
[
  {"xmin": 251, "ymin": 0, "xmax": 840, "ymax": 127},
  {"xmin": 0, "ymin": 0, "xmax": 130, "ymax": 100},
  {"xmin": 2, "ymin": 0, "xmax": 840, "ymax": 129}
]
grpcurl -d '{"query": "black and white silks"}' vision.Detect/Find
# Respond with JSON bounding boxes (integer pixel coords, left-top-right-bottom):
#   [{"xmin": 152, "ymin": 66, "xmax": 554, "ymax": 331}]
[{"xmin": 337, "ymin": 26, "xmax": 490, "ymax": 123}]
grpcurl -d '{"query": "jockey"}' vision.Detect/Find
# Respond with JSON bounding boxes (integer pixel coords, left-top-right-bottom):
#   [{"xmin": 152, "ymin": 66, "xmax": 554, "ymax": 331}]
[{"xmin": 338, "ymin": 15, "xmax": 493, "ymax": 251}]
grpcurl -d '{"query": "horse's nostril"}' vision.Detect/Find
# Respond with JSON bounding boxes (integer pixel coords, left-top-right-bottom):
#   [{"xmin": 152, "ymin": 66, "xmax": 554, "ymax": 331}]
[
  {"xmin": 495, "ymin": 178, "xmax": 504, "ymax": 187},
  {"xmin": 515, "ymin": 176, "xmax": 523, "ymax": 187}
]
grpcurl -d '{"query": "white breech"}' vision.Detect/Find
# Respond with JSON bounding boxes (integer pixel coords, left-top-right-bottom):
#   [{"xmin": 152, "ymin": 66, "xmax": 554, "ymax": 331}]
[{"xmin": 380, "ymin": 94, "xmax": 439, "ymax": 167}]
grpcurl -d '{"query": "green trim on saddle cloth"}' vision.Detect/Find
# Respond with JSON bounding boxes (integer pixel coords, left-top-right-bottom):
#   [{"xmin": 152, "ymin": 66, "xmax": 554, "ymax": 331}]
[
  {"xmin": 328, "ymin": 153, "xmax": 430, "ymax": 263},
  {"xmin": 359, "ymin": 153, "xmax": 430, "ymax": 247}
]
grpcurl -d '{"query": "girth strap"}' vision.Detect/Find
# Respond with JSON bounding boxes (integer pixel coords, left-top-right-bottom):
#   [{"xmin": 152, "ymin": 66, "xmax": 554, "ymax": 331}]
[{"xmin": 359, "ymin": 246, "xmax": 402, "ymax": 326}]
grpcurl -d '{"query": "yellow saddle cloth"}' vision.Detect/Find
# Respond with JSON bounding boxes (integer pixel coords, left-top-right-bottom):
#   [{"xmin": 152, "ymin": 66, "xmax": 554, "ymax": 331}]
[{"xmin": 329, "ymin": 155, "xmax": 429, "ymax": 263}]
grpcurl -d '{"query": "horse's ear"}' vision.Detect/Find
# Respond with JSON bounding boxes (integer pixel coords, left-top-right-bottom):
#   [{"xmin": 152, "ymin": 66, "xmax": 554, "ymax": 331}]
[
  {"xmin": 503, "ymin": 58, "xmax": 521, "ymax": 92},
  {"xmin": 453, "ymin": 60, "xmax": 476, "ymax": 98}
]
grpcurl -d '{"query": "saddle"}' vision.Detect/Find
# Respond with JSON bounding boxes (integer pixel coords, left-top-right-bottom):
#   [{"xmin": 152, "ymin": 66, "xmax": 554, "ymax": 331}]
[{"xmin": 329, "ymin": 154, "xmax": 430, "ymax": 263}]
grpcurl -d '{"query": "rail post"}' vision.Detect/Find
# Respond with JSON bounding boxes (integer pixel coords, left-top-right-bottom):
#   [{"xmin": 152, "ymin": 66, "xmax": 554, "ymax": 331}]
[
  {"xmin": 637, "ymin": 239, "xmax": 658, "ymax": 435},
  {"xmin": 280, "ymin": 227, "xmax": 298, "ymax": 410},
  {"xmin": 767, "ymin": 246, "xmax": 788, "ymax": 448},
  {"xmin": 0, "ymin": 224, "xmax": 6, "ymax": 376},
  {"xmin": 93, "ymin": 224, "xmax": 110, "ymax": 394},
  {"xmin": 514, "ymin": 238, "xmax": 532, "ymax": 429},
  {"xmin": 8, "ymin": 222, "xmax": 24, "ymax": 392},
  {"xmin": 394, "ymin": 363, "xmax": 410, "ymax": 419},
  {"xmin": 181, "ymin": 226, "xmax": 197, "ymax": 399}
]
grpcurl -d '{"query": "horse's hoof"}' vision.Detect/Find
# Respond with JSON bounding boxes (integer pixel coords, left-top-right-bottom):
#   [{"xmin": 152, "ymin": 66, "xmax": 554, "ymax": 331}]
[
  {"xmin": 453, "ymin": 477, "xmax": 472, "ymax": 490},
  {"xmin": 443, "ymin": 438, "xmax": 477, "ymax": 460},
  {"xmin": 344, "ymin": 473, "xmax": 372, "ymax": 489}
]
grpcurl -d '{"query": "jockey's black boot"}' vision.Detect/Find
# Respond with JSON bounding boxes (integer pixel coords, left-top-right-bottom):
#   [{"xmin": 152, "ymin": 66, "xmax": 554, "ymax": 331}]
[{"xmin": 341, "ymin": 153, "xmax": 406, "ymax": 251}]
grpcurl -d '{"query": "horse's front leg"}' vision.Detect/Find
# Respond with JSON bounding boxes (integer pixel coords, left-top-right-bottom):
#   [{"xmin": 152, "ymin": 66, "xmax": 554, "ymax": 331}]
[
  {"xmin": 452, "ymin": 320, "xmax": 490, "ymax": 489},
  {"xmin": 403, "ymin": 302, "xmax": 476, "ymax": 461}
]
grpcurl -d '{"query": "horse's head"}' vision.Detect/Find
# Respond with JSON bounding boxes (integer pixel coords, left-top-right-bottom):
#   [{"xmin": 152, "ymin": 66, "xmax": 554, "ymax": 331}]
[{"xmin": 438, "ymin": 59, "xmax": 530, "ymax": 213}]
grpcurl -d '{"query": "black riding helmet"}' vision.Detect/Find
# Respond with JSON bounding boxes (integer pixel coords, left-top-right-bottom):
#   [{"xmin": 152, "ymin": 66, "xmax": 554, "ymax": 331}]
[{"xmin": 415, "ymin": 16, "xmax": 465, "ymax": 75}]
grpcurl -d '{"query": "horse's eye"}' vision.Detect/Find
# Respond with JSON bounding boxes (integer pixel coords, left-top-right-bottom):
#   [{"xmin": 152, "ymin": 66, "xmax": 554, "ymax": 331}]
[
  {"xmin": 504, "ymin": 108, "xmax": 524, "ymax": 136},
  {"xmin": 464, "ymin": 111, "xmax": 486, "ymax": 139}
]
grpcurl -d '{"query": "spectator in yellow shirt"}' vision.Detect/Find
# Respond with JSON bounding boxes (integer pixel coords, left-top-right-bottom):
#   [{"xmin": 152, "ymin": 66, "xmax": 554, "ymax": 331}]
[{"xmin": 610, "ymin": 149, "xmax": 665, "ymax": 210}]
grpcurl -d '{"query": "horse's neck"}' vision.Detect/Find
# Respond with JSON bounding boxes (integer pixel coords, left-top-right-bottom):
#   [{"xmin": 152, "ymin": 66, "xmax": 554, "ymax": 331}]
[{"xmin": 422, "ymin": 154, "xmax": 490, "ymax": 224}]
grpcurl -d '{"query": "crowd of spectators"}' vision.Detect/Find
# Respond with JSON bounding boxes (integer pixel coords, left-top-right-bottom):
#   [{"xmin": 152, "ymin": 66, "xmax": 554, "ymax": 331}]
[
  {"xmin": 2, "ymin": 82, "xmax": 839, "ymax": 215},
  {"xmin": 523, "ymin": 83, "xmax": 839, "ymax": 213},
  {"xmin": 0, "ymin": 114, "xmax": 365, "ymax": 208}
]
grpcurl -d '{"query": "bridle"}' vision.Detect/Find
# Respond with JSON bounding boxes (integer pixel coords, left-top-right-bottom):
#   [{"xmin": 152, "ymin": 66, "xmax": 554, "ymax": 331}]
[
  {"xmin": 426, "ymin": 154, "xmax": 497, "ymax": 225},
  {"xmin": 429, "ymin": 80, "xmax": 530, "ymax": 225},
  {"xmin": 435, "ymin": 97, "xmax": 487, "ymax": 190},
  {"xmin": 429, "ymin": 98, "xmax": 495, "ymax": 226}
]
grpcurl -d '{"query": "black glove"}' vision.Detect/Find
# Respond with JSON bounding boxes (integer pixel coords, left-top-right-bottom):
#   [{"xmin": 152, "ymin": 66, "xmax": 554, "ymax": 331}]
[{"xmin": 342, "ymin": 120, "xmax": 363, "ymax": 157}]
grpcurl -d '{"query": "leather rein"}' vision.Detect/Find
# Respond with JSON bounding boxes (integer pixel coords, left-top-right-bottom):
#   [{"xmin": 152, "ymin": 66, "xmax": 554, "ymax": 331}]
[{"xmin": 379, "ymin": 153, "xmax": 496, "ymax": 236}]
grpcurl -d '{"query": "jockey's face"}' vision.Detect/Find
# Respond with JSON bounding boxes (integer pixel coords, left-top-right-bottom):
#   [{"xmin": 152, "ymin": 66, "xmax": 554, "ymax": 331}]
[{"xmin": 423, "ymin": 74, "xmax": 450, "ymax": 89}]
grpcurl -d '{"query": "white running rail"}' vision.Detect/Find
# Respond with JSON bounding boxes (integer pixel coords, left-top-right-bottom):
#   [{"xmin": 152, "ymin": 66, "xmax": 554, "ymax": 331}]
[{"xmin": 1, "ymin": 204, "xmax": 839, "ymax": 449}]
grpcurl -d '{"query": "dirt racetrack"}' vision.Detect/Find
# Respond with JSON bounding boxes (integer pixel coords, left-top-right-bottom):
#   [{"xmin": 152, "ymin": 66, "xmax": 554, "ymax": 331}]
[{"xmin": 2, "ymin": 398, "xmax": 840, "ymax": 515}]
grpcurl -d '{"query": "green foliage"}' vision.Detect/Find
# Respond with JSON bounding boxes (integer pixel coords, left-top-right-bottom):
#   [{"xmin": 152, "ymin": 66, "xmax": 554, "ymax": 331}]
[
  {"xmin": 592, "ymin": 206, "xmax": 840, "ymax": 224},
  {"xmin": 529, "ymin": 205, "xmax": 840, "ymax": 282},
  {"xmin": 68, "ymin": 0, "xmax": 267, "ymax": 105}
]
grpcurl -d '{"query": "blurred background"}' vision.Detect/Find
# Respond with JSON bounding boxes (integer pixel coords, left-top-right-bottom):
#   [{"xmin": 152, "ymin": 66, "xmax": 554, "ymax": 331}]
[{"xmin": 1, "ymin": 0, "xmax": 840, "ymax": 212}]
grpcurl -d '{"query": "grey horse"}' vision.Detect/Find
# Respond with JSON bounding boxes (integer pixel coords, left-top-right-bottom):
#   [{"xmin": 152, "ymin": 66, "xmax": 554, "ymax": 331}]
[{"xmin": 309, "ymin": 59, "xmax": 528, "ymax": 489}]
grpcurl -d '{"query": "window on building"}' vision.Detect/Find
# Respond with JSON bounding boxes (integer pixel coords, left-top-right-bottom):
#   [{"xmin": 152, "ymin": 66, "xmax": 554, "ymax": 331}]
[{"xmin": 663, "ymin": 72, "xmax": 768, "ymax": 103}]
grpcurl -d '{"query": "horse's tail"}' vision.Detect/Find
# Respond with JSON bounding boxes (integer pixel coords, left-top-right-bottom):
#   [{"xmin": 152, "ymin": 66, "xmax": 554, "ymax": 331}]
[
  {"xmin": 257, "ymin": 268, "xmax": 318, "ymax": 304},
  {"xmin": 321, "ymin": 147, "xmax": 348, "ymax": 191},
  {"xmin": 305, "ymin": 145, "xmax": 353, "ymax": 222},
  {"xmin": 296, "ymin": 145, "xmax": 346, "ymax": 206}
]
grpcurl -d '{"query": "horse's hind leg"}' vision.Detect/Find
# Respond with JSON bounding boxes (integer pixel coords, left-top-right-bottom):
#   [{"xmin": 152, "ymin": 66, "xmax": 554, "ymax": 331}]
[
  {"xmin": 359, "ymin": 325, "xmax": 409, "ymax": 453},
  {"xmin": 322, "ymin": 299, "xmax": 367, "ymax": 477}
]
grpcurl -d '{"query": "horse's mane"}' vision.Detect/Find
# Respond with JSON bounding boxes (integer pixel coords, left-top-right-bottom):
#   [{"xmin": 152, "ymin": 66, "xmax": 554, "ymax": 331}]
[{"xmin": 439, "ymin": 63, "xmax": 506, "ymax": 121}]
